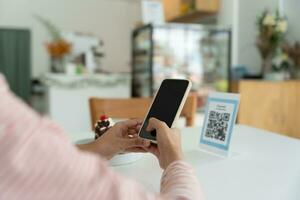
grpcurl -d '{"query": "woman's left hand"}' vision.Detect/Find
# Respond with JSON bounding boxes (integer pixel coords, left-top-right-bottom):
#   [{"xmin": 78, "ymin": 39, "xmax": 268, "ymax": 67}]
[{"xmin": 77, "ymin": 119, "xmax": 150, "ymax": 159}]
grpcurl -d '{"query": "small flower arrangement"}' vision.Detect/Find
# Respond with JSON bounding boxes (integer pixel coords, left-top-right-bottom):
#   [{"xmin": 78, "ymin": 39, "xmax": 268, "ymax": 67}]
[
  {"xmin": 35, "ymin": 15, "xmax": 71, "ymax": 58},
  {"xmin": 46, "ymin": 40, "xmax": 71, "ymax": 58},
  {"xmin": 257, "ymin": 10, "xmax": 287, "ymax": 56},
  {"xmin": 282, "ymin": 42, "xmax": 300, "ymax": 78},
  {"xmin": 35, "ymin": 15, "xmax": 72, "ymax": 72},
  {"xmin": 282, "ymin": 42, "xmax": 300, "ymax": 68},
  {"xmin": 256, "ymin": 10, "xmax": 288, "ymax": 74}
]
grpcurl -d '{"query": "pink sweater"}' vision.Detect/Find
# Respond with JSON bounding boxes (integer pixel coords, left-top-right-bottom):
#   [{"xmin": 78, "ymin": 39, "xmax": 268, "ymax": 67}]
[{"xmin": 0, "ymin": 74, "xmax": 203, "ymax": 200}]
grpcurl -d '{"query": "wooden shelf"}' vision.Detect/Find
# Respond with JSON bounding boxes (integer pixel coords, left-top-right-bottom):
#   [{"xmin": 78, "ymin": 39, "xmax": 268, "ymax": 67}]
[
  {"xmin": 163, "ymin": 0, "xmax": 220, "ymax": 23},
  {"xmin": 168, "ymin": 10, "xmax": 217, "ymax": 23}
]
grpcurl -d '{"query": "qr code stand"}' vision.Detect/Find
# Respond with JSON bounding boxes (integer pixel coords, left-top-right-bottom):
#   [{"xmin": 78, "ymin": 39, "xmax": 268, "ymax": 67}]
[{"xmin": 205, "ymin": 111, "xmax": 230, "ymax": 142}]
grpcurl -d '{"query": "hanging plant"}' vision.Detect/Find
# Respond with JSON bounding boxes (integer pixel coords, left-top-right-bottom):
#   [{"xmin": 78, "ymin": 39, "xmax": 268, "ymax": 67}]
[{"xmin": 35, "ymin": 15, "xmax": 72, "ymax": 73}]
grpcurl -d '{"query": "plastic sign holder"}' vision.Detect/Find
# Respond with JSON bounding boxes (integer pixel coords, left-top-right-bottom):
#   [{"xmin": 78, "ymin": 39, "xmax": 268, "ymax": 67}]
[{"xmin": 199, "ymin": 92, "xmax": 240, "ymax": 157}]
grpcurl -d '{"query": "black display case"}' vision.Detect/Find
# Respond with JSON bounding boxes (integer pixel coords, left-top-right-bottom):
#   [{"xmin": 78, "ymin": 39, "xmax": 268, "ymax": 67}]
[{"xmin": 131, "ymin": 23, "xmax": 232, "ymax": 100}]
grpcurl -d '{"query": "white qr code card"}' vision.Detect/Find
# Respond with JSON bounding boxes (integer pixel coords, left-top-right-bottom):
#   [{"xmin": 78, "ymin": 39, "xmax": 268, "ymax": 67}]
[{"xmin": 199, "ymin": 92, "xmax": 240, "ymax": 156}]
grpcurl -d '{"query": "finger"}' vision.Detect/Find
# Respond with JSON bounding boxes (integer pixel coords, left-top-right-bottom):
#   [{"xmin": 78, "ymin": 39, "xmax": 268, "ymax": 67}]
[
  {"xmin": 135, "ymin": 124, "xmax": 142, "ymax": 132},
  {"xmin": 146, "ymin": 118, "xmax": 167, "ymax": 132},
  {"xmin": 118, "ymin": 119, "xmax": 143, "ymax": 135},
  {"xmin": 127, "ymin": 125, "xmax": 141, "ymax": 137},
  {"xmin": 129, "ymin": 118, "xmax": 143, "ymax": 123},
  {"xmin": 129, "ymin": 133, "xmax": 139, "ymax": 138},
  {"xmin": 121, "ymin": 119, "xmax": 143, "ymax": 128},
  {"xmin": 120, "ymin": 137, "xmax": 151, "ymax": 149},
  {"xmin": 123, "ymin": 127, "xmax": 139, "ymax": 138},
  {"xmin": 124, "ymin": 133, "xmax": 138, "ymax": 138},
  {"xmin": 127, "ymin": 129, "xmax": 137, "ymax": 136}
]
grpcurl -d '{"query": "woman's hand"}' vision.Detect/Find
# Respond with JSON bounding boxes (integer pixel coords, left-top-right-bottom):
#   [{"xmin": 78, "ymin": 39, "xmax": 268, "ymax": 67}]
[
  {"xmin": 145, "ymin": 118, "xmax": 184, "ymax": 169},
  {"xmin": 78, "ymin": 119, "xmax": 150, "ymax": 159}
]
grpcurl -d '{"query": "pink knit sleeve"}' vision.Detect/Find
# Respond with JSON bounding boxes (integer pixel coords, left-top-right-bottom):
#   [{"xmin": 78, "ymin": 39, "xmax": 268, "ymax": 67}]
[
  {"xmin": 0, "ymin": 74, "xmax": 204, "ymax": 200},
  {"xmin": 161, "ymin": 161, "xmax": 204, "ymax": 199}
]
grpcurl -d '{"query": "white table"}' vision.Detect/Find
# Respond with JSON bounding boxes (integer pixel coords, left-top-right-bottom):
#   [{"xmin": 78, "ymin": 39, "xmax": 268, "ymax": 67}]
[{"xmin": 70, "ymin": 125, "xmax": 300, "ymax": 200}]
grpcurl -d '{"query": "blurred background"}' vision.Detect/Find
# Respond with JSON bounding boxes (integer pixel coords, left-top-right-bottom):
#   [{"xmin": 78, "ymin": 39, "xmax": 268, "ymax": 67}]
[{"xmin": 0, "ymin": 0, "xmax": 299, "ymax": 140}]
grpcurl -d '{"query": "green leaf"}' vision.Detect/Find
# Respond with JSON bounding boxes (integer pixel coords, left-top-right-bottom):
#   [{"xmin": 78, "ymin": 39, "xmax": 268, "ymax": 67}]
[{"xmin": 34, "ymin": 14, "xmax": 62, "ymax": 41}]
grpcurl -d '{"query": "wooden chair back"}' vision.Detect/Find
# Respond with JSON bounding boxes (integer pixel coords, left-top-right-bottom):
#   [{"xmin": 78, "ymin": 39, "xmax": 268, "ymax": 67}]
[{"xmin": 89, "ymin": 93, "xmax": 197, "ymax": 129}]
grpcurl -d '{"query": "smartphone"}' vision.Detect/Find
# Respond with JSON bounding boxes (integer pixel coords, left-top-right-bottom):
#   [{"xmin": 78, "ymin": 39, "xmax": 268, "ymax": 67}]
[{"xmin": 138, "ymin": 79, "xmax": 192, "ymax": 143}]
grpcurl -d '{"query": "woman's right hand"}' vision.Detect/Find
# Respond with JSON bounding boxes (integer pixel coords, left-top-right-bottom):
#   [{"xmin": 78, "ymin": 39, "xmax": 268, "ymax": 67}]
[{"xmin": 146, "ymin": 118, "xmax": 184, "ymax": 169}]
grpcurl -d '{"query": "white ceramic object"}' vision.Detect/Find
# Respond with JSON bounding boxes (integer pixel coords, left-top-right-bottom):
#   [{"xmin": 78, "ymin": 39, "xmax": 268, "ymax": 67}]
[
  {"xmin": 109, "ymin": 153, "xmax": 143, "ymax": 166},
  {"xmin": 76, "ymin": 138, "xmax": 143, "ymax": 166},
  {"xmin": 265, "ymin": 71, "xmax": 290, "ymax": 81}
]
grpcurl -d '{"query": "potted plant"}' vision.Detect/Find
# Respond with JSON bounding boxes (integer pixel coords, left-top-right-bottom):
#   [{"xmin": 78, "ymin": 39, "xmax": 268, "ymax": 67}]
[
  {"xmin": 282, "ymin": 42, "xmax": 300, "ymax": 79},
  {"xmin": 256, "ymin": 10, "xmax": 288, "ymax": 78},
  {"xmin": 35, "ymin": 15, "xmax": 72, "ymax": 73}
]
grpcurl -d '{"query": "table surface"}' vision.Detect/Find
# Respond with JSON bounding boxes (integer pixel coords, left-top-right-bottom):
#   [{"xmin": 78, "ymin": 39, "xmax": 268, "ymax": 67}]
[{"xmin": 70, "ymin": 125, "xmax": 300, "ymax": 200}]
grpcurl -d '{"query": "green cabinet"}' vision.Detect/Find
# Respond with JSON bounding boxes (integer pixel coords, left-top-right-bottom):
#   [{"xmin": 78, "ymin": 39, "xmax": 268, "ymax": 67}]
[{"xmin": 0, "ymin": 28, "xmax": 31, "ymax": 102}]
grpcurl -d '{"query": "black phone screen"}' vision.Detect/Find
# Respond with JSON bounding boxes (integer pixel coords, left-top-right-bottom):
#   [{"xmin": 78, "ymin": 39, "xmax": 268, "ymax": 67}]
[{"xmin": 139, "ymin": 79, "xmax": 190, "ymax": 141}]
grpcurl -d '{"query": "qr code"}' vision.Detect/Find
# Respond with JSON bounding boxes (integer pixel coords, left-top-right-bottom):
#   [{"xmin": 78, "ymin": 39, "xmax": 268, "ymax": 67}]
[{"xmin": 205, "ymin": 111, "xmax": 230, "ymax": 142}]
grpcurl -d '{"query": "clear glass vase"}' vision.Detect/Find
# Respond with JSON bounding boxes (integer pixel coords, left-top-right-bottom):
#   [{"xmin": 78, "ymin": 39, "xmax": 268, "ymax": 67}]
[
  {"xmin": 50, "ymin": 57, "xmax": 66, "ymax": 73},
  {"xmin": 261, "ymin": 56, "xmax": 272, "ymax": 77}
]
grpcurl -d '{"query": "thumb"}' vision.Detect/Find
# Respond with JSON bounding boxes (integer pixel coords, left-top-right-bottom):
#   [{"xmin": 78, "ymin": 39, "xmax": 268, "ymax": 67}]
[
  {"xmin": 146, "ymin": 117, "xmax": 166, "ymax": 132},
  {"xmin": 119, "ymin": 137, "xmax": 150, "ymax": 149}
]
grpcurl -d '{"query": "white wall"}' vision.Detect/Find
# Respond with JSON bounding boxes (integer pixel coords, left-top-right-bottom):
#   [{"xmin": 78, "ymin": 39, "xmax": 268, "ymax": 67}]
[
  {"xmin": 0, "ymin": 0, "xmax": 141, "ymax": 78},
  {"xmin": 217, "ymin": 0, "xmax": 239, "ymax": 66},
  {"xmin": 284, "ymin": 0, "xmax": 300, "ymax": 42}
]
